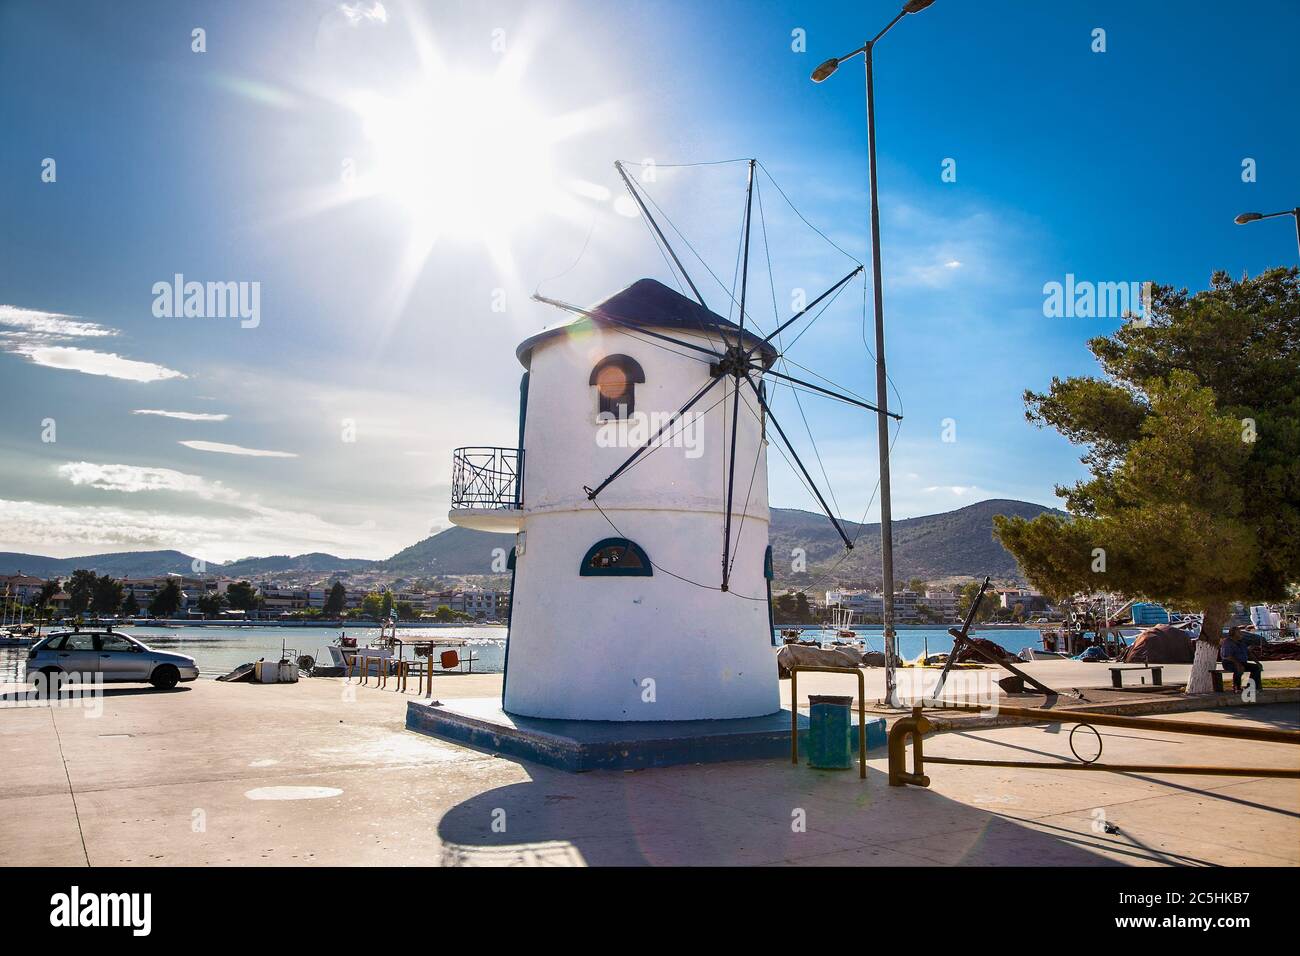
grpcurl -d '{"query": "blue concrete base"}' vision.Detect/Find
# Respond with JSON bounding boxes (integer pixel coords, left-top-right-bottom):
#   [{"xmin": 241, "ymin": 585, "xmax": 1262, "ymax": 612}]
[{"xmin": 406, "ymin": 697, "xmax": 887, "ymax": 773}]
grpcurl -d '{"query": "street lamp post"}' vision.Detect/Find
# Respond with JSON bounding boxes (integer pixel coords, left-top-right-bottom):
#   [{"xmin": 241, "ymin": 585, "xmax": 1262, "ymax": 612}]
[
  {"xmin": 1234, "ymin": 208, "xmax": 1300, "ymax": 259},
  {"xmin": 811, "ymin": 0, "xmax": 935, "ymax": 707}
]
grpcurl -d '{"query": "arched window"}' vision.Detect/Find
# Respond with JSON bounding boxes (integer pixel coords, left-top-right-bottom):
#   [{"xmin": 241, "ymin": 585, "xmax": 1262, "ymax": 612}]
[
  {"xmin": 589, "ymin": 354, "xmax": 645, "ymax": 421},
  {"xmin": 580, "ymin": 537, "xmax": 653, "ymax": 577}
]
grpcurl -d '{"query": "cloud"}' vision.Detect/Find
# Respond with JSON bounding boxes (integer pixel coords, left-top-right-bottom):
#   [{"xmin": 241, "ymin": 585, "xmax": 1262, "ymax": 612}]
[
  {"xmin": 9, "ymin": 345, "xmax": 186, "ymax": 382},
  {"xmin": 22, "ymin": 460, "xmax": 373, "ymax": 562},
  {"xmin": 133, "ymin": 409, "xmax": 230, "ymax": 421},
  {"xmin": 340, "ymin": 2, "xmax": 387, "ymax": 25},
  {"xmin": 0, "ymin": 304, "xmax": 186, "ymax": 383},
  {"xmin": 178, "ymin": 440, "xmax": 297, "ymax": 458},
  {"xmin": 0, "ymin": 305, "xmax": 117, "ymax": 340},
  {"xmin": 58, "ymin": 461, "xmax": 239, "ymax": 502},
  {"xmin": 0, "ymin": 496, "xmax": 367, "ymax": 564},
  {"xmin": 922, "ymin": 484, "xmax": 986, "ymax": 497}
]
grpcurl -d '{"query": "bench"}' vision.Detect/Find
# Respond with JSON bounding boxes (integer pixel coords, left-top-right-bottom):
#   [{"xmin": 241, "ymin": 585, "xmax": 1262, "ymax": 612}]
[
  {"xmin": 1211, "ymin": 658, "xmax": 1266, "ymax": 693},
  {"xmin": 1109, "ymin": 665, "xmax": 1163, "ymax": 688}
]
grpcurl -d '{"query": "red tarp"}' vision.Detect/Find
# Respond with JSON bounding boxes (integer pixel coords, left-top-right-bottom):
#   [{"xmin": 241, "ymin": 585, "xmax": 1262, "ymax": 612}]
[
  {"xmin": 1122, "ymin": 623, "xmax": 1194, "ymax": 663},
  {"xmin": 952, "ymin": 636, "xmax": 1016, "ymax": 664},
  {"xmin": 1257, "ymin": 640, "xmax": 1300, "ymax": 661}
]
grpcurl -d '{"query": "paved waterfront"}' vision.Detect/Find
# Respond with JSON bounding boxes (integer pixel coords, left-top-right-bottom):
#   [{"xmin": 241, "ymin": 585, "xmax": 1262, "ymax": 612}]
[{"xmin": 1, "ymin": 669, "xmax": 1296, "ymax": 867}]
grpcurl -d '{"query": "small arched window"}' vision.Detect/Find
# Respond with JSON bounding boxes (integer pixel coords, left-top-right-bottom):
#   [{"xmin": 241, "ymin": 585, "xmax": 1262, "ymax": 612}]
[
  {"xmin": 590, "ymin": 354, "xmax": 645, "ymax": 421},
  {"xmin": 580, "ymin": 537, "xmax": 653, "ymax": 577}
]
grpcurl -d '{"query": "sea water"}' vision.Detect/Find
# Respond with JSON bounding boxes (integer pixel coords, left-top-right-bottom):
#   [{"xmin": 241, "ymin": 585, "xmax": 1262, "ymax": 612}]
[{"xmin": 1, "ymin": 624, "xmax": 1045, "ymax": 680}]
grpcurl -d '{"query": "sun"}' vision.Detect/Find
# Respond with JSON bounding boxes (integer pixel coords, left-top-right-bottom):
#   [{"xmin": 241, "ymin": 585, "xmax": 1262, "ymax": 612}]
[{"xmin": 354, "ymin": 74, "xmax": 563, "ymax": 245}]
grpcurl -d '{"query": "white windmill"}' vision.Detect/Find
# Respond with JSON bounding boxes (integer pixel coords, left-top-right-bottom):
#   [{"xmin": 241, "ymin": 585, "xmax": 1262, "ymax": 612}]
[{"xmin": 447, "ymin": 160, "xmax": 896, "ymax": 723}]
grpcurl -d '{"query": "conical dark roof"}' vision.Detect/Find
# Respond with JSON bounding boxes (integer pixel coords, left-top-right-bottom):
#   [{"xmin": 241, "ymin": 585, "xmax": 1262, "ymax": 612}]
[{"xmin": 517, "ymin": 278, "xmax": 778, "ymax": 368}]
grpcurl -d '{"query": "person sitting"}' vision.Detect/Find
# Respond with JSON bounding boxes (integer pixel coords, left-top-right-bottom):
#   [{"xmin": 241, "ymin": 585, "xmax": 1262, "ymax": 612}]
[{"xmin": 1220, "ymin": 626, "xmax": 1263, "ymax": 694}]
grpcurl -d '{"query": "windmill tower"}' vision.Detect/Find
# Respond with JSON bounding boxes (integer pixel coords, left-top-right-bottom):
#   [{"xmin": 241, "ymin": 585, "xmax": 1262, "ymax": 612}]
[
  {"xmin": 451, "ymin": 278, "xmax": 780, "ymax": 721},
  {"xmin": 447, "ymin": 159, "xmax": 894, "ymax": 724}
]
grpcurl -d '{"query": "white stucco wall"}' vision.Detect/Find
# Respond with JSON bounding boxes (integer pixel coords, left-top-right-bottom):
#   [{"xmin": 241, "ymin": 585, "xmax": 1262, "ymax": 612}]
[{"xmin": 501, "ymin": 324, "xmax": 779, "ymax": 721}]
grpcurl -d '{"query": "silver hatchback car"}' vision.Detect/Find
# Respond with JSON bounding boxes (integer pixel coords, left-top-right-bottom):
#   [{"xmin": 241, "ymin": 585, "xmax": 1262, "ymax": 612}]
[{"xmin": 27, "ymin": 630, "xmax": 199, "ymax": 689}]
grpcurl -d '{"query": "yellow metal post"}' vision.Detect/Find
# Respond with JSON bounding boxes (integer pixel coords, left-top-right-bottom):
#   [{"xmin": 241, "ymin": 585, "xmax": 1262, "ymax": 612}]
[{"xmin": 887, "ymin": 707, "xmax": 932, "ymax": 787}]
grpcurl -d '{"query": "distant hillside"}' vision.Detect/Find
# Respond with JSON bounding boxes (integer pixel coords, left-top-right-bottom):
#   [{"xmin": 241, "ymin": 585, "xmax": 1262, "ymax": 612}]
[
  {"xmin": 768, "ymin": 498, "xmax": 1062, "ymax": 588},
  {"xmin": 383, "ymin": 525, "xmax": 513, "ymax": 574},
  {"xmin": 218, "ymin": 552, "xmax": 377, "ymax": 577},
  {"xmin": 0, "ymin": 549, "xmax": 203, "ymax": 579},
  {"xmin": 0, "ymin": 499, "xmax": 1060, "ymax": 586}
]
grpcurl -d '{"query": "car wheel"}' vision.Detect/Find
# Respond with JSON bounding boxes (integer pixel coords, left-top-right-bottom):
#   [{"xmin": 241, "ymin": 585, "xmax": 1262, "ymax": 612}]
[{"xmin": 150, "ymin": 665, "xmax": 180, "ymax": 690}]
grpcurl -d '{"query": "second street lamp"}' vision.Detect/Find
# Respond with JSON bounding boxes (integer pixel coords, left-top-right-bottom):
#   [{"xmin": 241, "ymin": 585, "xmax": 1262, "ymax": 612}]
[
  {"xmin": 1234, "ymin": 207, "xmax": 1300, "ymax": 259},
  {"xmin": 811, "ymin": 0, "xmax": 935, "ymax": 708}
]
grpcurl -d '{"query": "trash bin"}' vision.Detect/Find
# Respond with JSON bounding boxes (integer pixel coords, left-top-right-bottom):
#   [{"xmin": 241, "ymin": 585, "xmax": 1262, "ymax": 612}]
[{"xmin": 806, "ymin": 694, "xmax": 854, "ymax": 769}]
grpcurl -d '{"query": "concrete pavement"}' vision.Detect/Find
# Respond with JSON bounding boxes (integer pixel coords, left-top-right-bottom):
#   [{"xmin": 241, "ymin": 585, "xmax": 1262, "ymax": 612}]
[{"xmin": 1, "ymin": 672, "xmax": 1296, "ymax": 867}]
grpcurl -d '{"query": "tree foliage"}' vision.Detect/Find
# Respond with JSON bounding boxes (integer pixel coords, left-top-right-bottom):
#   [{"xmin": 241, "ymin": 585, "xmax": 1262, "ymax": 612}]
[
  {"xmin": 994, "ymin": 268, "xmax": 1300, "ymax": 680},
  {"xmin": 35, "ymin": 579, "xmax": 60, "ymax": 610},
  {"xmin": 67, "ymin": 569, "xmax": 97, "ymax": 615},
  {"xmin": 196, "ymin": 591, "xmax": 226, "ymax": 618},
  {"xmin": 360, "ymin": 591, "xmax": 384, "ymax": 619},
  {"xmin": 149, "ymin": 579, "xmax": 184, "ymax": 618},
  {"xmin": 322, "ymin": 581, "xmax": 347, "ymax": 617},
  {"xmin": 956, "ymin": 581, "xmax": 998, "ymax": 624},
  {"xmin": 90, "ymin": 574, "xmax": 124, "ymax": 614},
  {"xmin": 225, "ymin": 580, "xmax": 260, "ymax": 612}
]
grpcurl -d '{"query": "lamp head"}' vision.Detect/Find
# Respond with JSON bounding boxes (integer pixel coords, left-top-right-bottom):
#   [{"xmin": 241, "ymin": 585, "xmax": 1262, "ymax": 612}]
[
  {"xmin": 811, "ymin": 57, "xmax": 840, "ymax": 82},
  {"xmin": 903, "ymin": 0, "xmax": 937, "ymax": 12},
  {"xmin": 1234, "ymin": 212, "xmax": 1263, "ymax": 224}
]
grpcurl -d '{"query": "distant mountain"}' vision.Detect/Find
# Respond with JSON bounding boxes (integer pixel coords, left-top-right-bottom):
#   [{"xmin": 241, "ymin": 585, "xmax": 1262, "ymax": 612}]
[
  {"xmin": 218, "ymin": 552, "xmax": 377, "ymax": 577},
  {"xmin": 0, "ymin": 549, "xmax": 203, "ymax": 579},
  {"xmin": 0, "ymin": 499, "xmax": 1060, "ymax": 585},
  {"xmin": 383, "ymin": 525, "xmax": 513, "ymax": 574},
  {"xmin": 767, "ymin": 498, "xmax": 1062, "ymax": 587}
]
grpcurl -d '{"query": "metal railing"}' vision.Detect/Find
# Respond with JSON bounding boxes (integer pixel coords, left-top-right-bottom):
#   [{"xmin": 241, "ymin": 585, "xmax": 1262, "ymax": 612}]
[
  {"xmin": 450, "ymin": 447, "xmax": 522, "ymax": 510},
  {"xmin": 888, "ymin": 704, "xmax": 1300, "ymax": 787}
]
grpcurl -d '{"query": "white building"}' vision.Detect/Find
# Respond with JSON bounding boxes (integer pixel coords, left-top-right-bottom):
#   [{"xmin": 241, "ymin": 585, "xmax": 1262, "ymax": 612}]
[
  {"xmin": 921, "ymin": 589, "xmax": 958, "ymax": 620},
  {"xmin": 449, "ymin": 278, "xmax": 780, "ymax": 721},
  {"xmin": 825, "ymin": 590, "xmax": 883, "ymax": 616},
  {"xmin": 825, "ymin": 588, "xmax": 928, "ymax": 622},
  {"xmin": 0, "ymin": 574, "xmax": 46, "ymax": 605}
]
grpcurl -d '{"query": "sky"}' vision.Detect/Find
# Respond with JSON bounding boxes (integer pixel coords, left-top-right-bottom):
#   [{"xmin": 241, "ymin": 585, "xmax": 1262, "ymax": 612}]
[{"xmin": 1, "ymin": 0, "xmax": 1297, "ymax": 563}]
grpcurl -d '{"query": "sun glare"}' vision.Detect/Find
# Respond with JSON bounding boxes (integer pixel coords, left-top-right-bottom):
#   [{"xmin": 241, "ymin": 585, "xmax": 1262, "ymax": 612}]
[{"xmin": 355, "ymin": 75, "xmax": 562, "ymax": 244}]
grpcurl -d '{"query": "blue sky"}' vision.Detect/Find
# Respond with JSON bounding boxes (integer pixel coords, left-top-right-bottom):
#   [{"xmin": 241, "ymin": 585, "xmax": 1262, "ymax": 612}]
[{"xmin": 1, "ymin": 0, "xmax": 1297, "ymax": 562}]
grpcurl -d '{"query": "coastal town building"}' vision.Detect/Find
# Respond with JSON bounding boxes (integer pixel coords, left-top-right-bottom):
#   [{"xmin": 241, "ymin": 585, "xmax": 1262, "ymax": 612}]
[
  {"xmin": 995, "ymin": 586, "xmax": 1049, "ymax": 615},
  {"xmin": 921, "ymin": 589, "xmax": 959, "ymax": 619},
  {"xmin": 823, "ymin": 588, "xmax": 943, "ymax": 623},
  {"xmin": 428, "ymin": 589, "xmax": 505, "ymax": 619},
  {"xmin": 120, "ymin": 575, "xmax": 221, "ymax": 613},
  {"xmin": 0, "ymin": 574, "xmax": 45, "ymax": 605}
]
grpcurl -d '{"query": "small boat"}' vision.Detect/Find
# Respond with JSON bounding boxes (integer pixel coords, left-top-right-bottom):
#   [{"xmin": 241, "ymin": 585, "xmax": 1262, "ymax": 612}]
[
  {"xmin": 821, "ymin": 606, "xmax": 872, "ymax": 651},
  {"xmin": 325, "ymin": 627, "xmax": 474, "ymax": 673},
  {"xmin": 0, "ymin": 623, "xmax": 37, "ymax": 647},
  {"xmin": 326, "ymin": 631, "xmax": 390, "ymax": 669},
  {"xmin": 1019, "ymin": 647, "xmax": 1068, "ymax": 662}
]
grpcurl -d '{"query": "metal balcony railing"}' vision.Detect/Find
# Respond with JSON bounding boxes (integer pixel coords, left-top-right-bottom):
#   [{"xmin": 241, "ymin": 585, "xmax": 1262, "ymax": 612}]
[{"xmin": 450, "ymin": 447, "xmax": 522, "ymax": 510}]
